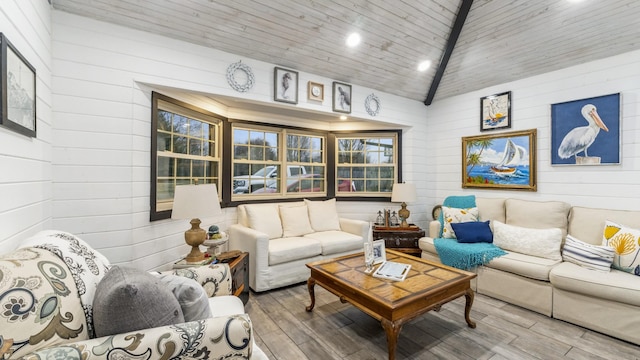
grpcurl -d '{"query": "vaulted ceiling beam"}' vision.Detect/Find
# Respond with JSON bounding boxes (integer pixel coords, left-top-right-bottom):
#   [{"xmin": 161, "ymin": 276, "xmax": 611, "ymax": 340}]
[{"xmin": 424, "ymin": 0, "xmax": 473, "ymax": 106}]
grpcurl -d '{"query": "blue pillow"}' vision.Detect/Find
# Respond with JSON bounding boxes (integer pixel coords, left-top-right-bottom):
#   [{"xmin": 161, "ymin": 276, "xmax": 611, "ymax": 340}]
[{"xmin": 451, "ymin": 221, "xmax": 493, "ymax": 243}]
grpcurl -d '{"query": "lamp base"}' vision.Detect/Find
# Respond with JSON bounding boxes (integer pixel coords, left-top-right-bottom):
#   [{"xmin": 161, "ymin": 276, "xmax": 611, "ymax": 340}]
[
  {"xmin": 398, "ymin": 202, "xmax": 410, "ymax": 228},
  {"xmin": 184, "ymin": 218, "xmax": 206, "ymax": 262}
]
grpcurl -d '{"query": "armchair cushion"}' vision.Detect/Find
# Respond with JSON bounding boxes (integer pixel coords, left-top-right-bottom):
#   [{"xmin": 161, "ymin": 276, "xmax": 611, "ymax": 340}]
[
  {"xmin": 157, "ymin": 274, "xmax": 212, "ymax": 321},
  {"xmin": 93, "ymin": 265, "xmax": 184, "ymax": 337}
]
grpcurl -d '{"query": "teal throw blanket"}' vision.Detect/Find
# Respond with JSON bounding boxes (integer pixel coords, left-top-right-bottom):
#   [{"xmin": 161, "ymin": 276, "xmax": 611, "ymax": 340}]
[{"xmin": 434, "ymin": 238, "xmax": 506, "ymax": 270}]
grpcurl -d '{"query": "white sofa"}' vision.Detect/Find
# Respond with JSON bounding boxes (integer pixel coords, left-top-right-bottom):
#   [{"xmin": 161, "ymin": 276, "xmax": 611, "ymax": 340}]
[
  {"xmin": 419, "ymin": 197, "xmax": 640, "ymax": 345},
  {"xmin": 228, "ymin": 199, "xmax": 369, "ymax": 292}
]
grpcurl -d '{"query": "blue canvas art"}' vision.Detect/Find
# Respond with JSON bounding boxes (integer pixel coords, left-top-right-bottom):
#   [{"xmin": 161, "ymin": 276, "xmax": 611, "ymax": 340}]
[{"xmin": 551, "ymin": 93, "xmax": 620, "ymax": 165}]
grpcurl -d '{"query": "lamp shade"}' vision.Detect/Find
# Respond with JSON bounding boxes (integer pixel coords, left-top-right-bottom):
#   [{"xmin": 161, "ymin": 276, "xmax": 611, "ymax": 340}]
[
  {"xmin": 171, "ymin": 184, "xmax": 222, "ymax": 220},
  {"xmin": 391, "ymin": 183, "xmax": 416, "ymax": 203}
]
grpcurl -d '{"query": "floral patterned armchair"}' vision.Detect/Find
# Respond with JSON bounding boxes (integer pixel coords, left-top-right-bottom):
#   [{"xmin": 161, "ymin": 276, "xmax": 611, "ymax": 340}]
[{"xmin": 0, "ymin": 231, "xmax": 264, "ymax": 359}]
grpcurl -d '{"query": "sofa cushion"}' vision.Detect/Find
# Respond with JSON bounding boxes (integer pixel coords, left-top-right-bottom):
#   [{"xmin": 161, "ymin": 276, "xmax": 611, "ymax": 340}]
[
  {"xmin": 245, "ymin": 204, "xmax": 283, "ymax": 239},
  {"xmin": 93, "ymin": 265, "xmax": 185, "ymax": 337},
  {"xmin": 439, "ymin": 195, "xmax": 477, "ymax": 237},
  {"xmin": 268, "ymin": 237, "xmax": 322, "ymax": 265},
  {"xmin": 562, "ymin": 235, "xmax": 614, "ymax": 273},
  {"xmin": 305, "ymin": 198, "xmax": 341, "ymax": 231},
  {"xmin": 492, "ymin": 220, "xmax": 563, "ymax": 261},
  {"xmin": 304, "ymin": 230, "xmax": 362, "ymax": 255},
  {"xmin": 156, "ymin": 274, "xmax": 212, "ymax": 322},
  {"xmin": 602, "ymin": 220, "xmax": 640, "ymax": 275},
  {"xmin": 486, "ymin": 250, "xmax": 561, "ymax": 281},
  {"xmin": 441, "ymin": 206, "xmax": 479, "ymax": 239},
  {"xmin": 476, "ymin": 197, "xmax": 506, "ymax": 223},
  {"xmin": 451, "ymin": 221, "xmax": 493, "ymax": 243},
  {"xmin": 568, "ymin": 206, "xmax": 640, "ymax": 245},
  {"xmin": 505, "ymin": 198, "xmax": 571, "ymax": 237},
  {"xmin": 279, "ymin": 204, "xmax": 314, "ymax": 237},
  {"xmin": 550, "ymin": 262, "xmax": 640, "ymax": 307}
]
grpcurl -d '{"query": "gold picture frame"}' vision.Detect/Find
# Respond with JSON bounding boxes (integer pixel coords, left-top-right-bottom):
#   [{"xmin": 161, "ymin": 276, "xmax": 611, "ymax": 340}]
[
  {"xmin": 462, "ymin": 129, "xmax": 537, "ymax": 191},
  {"xmin": 307, "ymin": 81, "xmax": 324, "ymax": 101}
]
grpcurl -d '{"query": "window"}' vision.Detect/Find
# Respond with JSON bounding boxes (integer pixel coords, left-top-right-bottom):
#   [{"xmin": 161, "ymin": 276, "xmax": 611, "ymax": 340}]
[
  {"xmin": 335, "ymin": 133, "xmax": 398, "ymax": 196},
  {"xmin": 231, "ymin": 124, "xmax": 326, "ymax": 198},
  {"xmin": 150, "ymin": 93, "xmax": 222, "ymax": 220}
]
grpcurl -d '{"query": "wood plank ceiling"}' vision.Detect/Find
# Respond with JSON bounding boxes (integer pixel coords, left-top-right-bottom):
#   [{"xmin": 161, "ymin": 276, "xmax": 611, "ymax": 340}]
[{"xmin": 51, "ymin": 0, "xmax": 640, "ymax": 104}]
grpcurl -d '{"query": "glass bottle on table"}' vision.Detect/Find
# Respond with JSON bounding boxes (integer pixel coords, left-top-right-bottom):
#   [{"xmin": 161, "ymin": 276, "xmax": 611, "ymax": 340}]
[{"xmin": 364, "ymin": 222, "xmax": 375, "ymax": 273}]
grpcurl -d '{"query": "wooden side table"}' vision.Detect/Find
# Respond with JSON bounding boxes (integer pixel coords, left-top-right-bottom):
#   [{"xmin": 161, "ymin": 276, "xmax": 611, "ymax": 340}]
[
  {"xmin": 223, "ymin": 252, "xmax": 250, "ymax": 305},
  {"xmin": 373, "ymin": 227, "xmax": 425, "ymax": 257}
]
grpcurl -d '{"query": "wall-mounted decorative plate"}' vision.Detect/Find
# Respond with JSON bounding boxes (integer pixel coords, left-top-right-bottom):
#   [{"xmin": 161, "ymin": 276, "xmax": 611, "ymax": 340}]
[{"xmin": 308, "ymin": 81, "xmax": 324, "ymax": 101}]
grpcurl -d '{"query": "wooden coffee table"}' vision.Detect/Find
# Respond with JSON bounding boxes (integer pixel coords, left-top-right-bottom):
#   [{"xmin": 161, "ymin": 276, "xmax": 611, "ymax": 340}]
[{"xmin": 305, "ymin": 249, "xmax": 476, "ymax": 360}]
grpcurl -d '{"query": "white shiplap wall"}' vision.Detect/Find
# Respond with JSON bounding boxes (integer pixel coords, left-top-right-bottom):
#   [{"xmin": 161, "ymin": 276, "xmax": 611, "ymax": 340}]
[
  {"xmin": 0, "ymin": 1, "xmax": 52, "ymax": 252},
  {"xmin": 427, "ymin": 49, "xmax": 640, "ymax": 211},
  {"xmin": 50, "ymin": 10, "xmax": 429, "ymax": 270}
]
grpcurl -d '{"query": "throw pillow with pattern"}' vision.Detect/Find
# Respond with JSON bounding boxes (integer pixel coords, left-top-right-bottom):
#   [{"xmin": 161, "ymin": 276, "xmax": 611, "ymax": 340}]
[
  {"xmin": 441, "ymin": 206, "xmax": 479, "ymax": 239},
  {"xmin": 602, "ymin": 220, "xmax": 640, "ymax": 275}
]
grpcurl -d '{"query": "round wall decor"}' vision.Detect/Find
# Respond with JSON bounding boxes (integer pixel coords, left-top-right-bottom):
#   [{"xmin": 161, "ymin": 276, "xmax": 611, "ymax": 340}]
[
  {"xmin": 226, "ymin": 61, "xmax": 255, "ymax": 92},
  {"xmin": 365, "ymin": 93, "xmax": 381, "ymax": 116}
]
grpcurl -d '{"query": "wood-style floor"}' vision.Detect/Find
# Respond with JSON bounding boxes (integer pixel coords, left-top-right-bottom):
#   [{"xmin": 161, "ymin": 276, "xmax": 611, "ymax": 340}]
[{"xmin": 245, "ymin": 283, "xmax": 640, "ymax": 360}]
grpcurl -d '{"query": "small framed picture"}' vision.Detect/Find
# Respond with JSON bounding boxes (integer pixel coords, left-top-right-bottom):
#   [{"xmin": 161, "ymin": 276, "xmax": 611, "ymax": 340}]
[
  {"xmin": 307, "ymin": 81, "xmax": 324, "ymax": 101},
  {"xmin": 480, "ymin": 91, "xmax": 511, "ymax": 132},
  {"xmin": 274, "ymin": 67, "xmax": 298, "ymax": 104},
  {"xmin": 372, "ymin": 239, "xmax": 386, "ymax": 264},
  {"xmin": 332, "ymin": 81, "xmax": 351, "ymax": 113},
  {"xmin": 1, "ymin": 33, "xmax": 36, "ymax": 137}
]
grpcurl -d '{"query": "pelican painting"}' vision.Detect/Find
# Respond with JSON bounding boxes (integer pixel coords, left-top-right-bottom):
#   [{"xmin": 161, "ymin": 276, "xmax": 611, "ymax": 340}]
[
  {"xmin": 551, "ymin": 93, "xmax": 620, "ymax": 165},
  {"xmin": 557, "ymin": 104, "xmax": 608, "ymax": 164}
]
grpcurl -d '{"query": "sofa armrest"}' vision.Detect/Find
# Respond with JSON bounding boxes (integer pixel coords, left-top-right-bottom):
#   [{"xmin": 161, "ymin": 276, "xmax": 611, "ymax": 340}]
[
  {"xmin": 429, "ymin": 220, "xmax": 441, "ymax": 238},
  {"xmin": 159, "ymin": 264, "xmax": 233, "ymax": 297},
  {"xmin": 228, "ymin": 224, "xmax": 270, "ymax": 291},
  {"xmin": 22, "ymin": 314, "xmax": 254, "ymax": 360},
  {"xmin": 339, "ymin": 218, "xmax": 369, "ymax": 239}
]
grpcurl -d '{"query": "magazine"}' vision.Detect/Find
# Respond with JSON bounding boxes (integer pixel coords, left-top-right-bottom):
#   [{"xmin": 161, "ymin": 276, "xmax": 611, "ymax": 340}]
[{"xmin": 372, "ymin": 261, "xmax": 411, "ymax": 281}]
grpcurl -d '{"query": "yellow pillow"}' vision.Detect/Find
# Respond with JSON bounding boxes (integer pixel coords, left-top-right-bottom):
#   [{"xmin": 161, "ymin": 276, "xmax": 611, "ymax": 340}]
[{"xmin": 602, "ymin": 220, "xmax": 640, "ymax": 275}]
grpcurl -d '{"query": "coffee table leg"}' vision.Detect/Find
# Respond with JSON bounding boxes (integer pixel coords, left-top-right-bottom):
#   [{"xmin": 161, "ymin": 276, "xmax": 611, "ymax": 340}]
[
  {"xmin": 464, "ymin": 288, "xmax": 476, "ymax": 328},
  {"xmin": 381, "ymin": 318, "xmax": 401, "ymax": 360},
  {"xmin": 305, "ymin": 277, "xmax": 316, "ymax": 312}
]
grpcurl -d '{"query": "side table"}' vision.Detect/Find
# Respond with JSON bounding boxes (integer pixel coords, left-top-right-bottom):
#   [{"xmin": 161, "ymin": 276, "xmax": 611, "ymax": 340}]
[
  {"xmin": 223, "ymin": 252, "xmax": 250, "ymax": 305},
  {"xmin": 373, "ymin": 226, "xmax": 425, "ymax": 257}
]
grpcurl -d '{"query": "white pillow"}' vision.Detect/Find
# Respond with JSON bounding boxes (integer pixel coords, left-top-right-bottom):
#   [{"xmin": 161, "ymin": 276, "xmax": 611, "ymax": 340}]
[
  {"xmin": 442, "ymin": 206, "xmax": 479, "ymax": 239},
  {"xmin": 279, "ymin": 205, "xmax": 314, "ymax": 237},
  {"xmin": 602, "ymin": 220, "xmax": 640, "ymax": 275},
  {"xmin": 492, "ymin": 220, "xmax": 562, "ymax": 260},
  {"xmin": 304, "ymin": 198, "xmax": 341, "ymax": 232},
  {"xmin": 245, "ymin": 205, "xmax": 283, "ymax": 239}
]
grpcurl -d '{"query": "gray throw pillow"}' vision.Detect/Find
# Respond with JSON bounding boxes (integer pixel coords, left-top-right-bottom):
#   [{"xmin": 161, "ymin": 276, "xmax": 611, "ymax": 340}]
[
  {"xmin": 156, "ymin": 274, "xmax": 212, "ymax": 321},
  {"xmin": 93, "ymin": 265, "xmax": 185, "ymax": 337}
]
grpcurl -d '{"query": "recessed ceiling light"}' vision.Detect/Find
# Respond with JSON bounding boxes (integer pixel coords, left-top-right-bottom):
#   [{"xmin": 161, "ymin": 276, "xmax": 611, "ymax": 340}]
[
  {"xmin": 340, "ymin": 115, "xmax": 348, "ymax": 121},
  {"xmin": 418, "ymin": 60, "xmax": 432, "ymax": 72},
  {"xmin": 346, "ymin": 33, "xmax": 361, "ymax": 47}
]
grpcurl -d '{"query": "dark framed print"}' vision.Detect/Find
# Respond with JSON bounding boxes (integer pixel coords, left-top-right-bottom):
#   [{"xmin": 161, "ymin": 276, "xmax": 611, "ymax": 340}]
[
  {"xmin": 274, "ymin": 67, "xmax": 298, "ymax": 104},
  {"xmin": 462, "ymin": 129, "xmax": 537, "ymax": 191},
  {"xmin": 332, "ymin": 81, "xmax": 351, "ymax": 113},
  {"xmin": 480, "ymin": 91, "xmax": 511, "ymax": 132},
  {"xmin": 551, "ymin": 93, "xmax": 620, "ymax": 165},
  {"xmin": 1, "ymin": 33, "xmax": 36, "ymax": 137},
  {"xmin": 307, "ymin": 81, "xmax": 324, "ymax": 101}
]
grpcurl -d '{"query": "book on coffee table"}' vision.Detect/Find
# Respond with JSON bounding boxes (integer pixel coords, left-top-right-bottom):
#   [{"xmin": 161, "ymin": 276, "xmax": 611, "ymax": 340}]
[{"xmin": 373, "ymin": 261, "xmax": 411, "ymax": 281}]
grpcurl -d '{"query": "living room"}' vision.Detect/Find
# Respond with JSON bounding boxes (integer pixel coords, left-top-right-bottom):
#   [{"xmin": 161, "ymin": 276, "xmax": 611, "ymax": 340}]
[{"xmin": 1, "ymin": 1, "xmax": 640, "ymax": 359}]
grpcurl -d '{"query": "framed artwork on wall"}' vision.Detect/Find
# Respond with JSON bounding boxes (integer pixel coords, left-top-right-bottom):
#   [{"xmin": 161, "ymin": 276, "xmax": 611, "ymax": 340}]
[
  {"xmin": 274, "ymin": 67, "xmax": 298, "ymax": 104},
  {"xmin": 332, "ymin": 81, "xmax": 351, "ymax": 113},
  {"xmin": 480, "ymin": 91, "xmax": 511, "ymax": 132},
  {"xmin": 0, "ymin": 33, "xmax": 36, "ymax": 137},
  {"xmin": 462, "ymin": 129, "xmax": 537, "ymax": 191},
  {"xmin": 307, "ymin": 81, "xmax": 324, "ymax": 101},
  {"xmin": 550, "ymin": 93, "xmax": 620, "ymax": 166}
]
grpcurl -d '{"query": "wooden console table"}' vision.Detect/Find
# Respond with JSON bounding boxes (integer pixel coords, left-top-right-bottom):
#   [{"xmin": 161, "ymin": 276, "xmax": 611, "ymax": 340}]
[{"xmin": 373, "ymin": 226, "xmax": 425, "ymax": 257}]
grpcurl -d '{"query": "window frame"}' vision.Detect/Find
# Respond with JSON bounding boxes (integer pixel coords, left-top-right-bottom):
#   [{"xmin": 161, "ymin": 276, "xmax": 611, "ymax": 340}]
[{"xmin": 150, "ymin": 92, "xmax": 224, "ymax": 221}]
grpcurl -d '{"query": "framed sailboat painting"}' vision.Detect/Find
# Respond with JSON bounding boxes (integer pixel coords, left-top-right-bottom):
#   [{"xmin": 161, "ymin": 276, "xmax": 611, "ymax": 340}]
[{"xmin": 462, "ymin": 129, "xmax": 537, "ymax": 191}]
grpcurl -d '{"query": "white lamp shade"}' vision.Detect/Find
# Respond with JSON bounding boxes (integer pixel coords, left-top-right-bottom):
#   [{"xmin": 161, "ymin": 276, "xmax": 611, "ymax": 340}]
[
  {"xmin": 391, "ymin": 183, "xmax": 416, "ymax": 203},
  {"xmin": 171, "ymin": 184, "xmax": 222, "ymax": 220}
]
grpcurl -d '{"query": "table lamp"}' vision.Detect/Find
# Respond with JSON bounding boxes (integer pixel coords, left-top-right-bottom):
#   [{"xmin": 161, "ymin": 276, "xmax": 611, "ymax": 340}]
[
  {"xmin": 171, "ymin": 183, "xmax": 222, "ymax": 262},
  {"xmin": 391, "ymin": 183, "xmax": 417, "ymax": 228}
]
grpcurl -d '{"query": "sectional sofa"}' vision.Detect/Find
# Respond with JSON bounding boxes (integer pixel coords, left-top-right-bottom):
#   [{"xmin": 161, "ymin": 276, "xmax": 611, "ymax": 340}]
[
  {"xmin": 419, "ymin": 197, "xmax": 640, "ymax": 345},
  {"xmin": 228, "ymin": 199, "xmax": 369, "ymax": 292}
]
